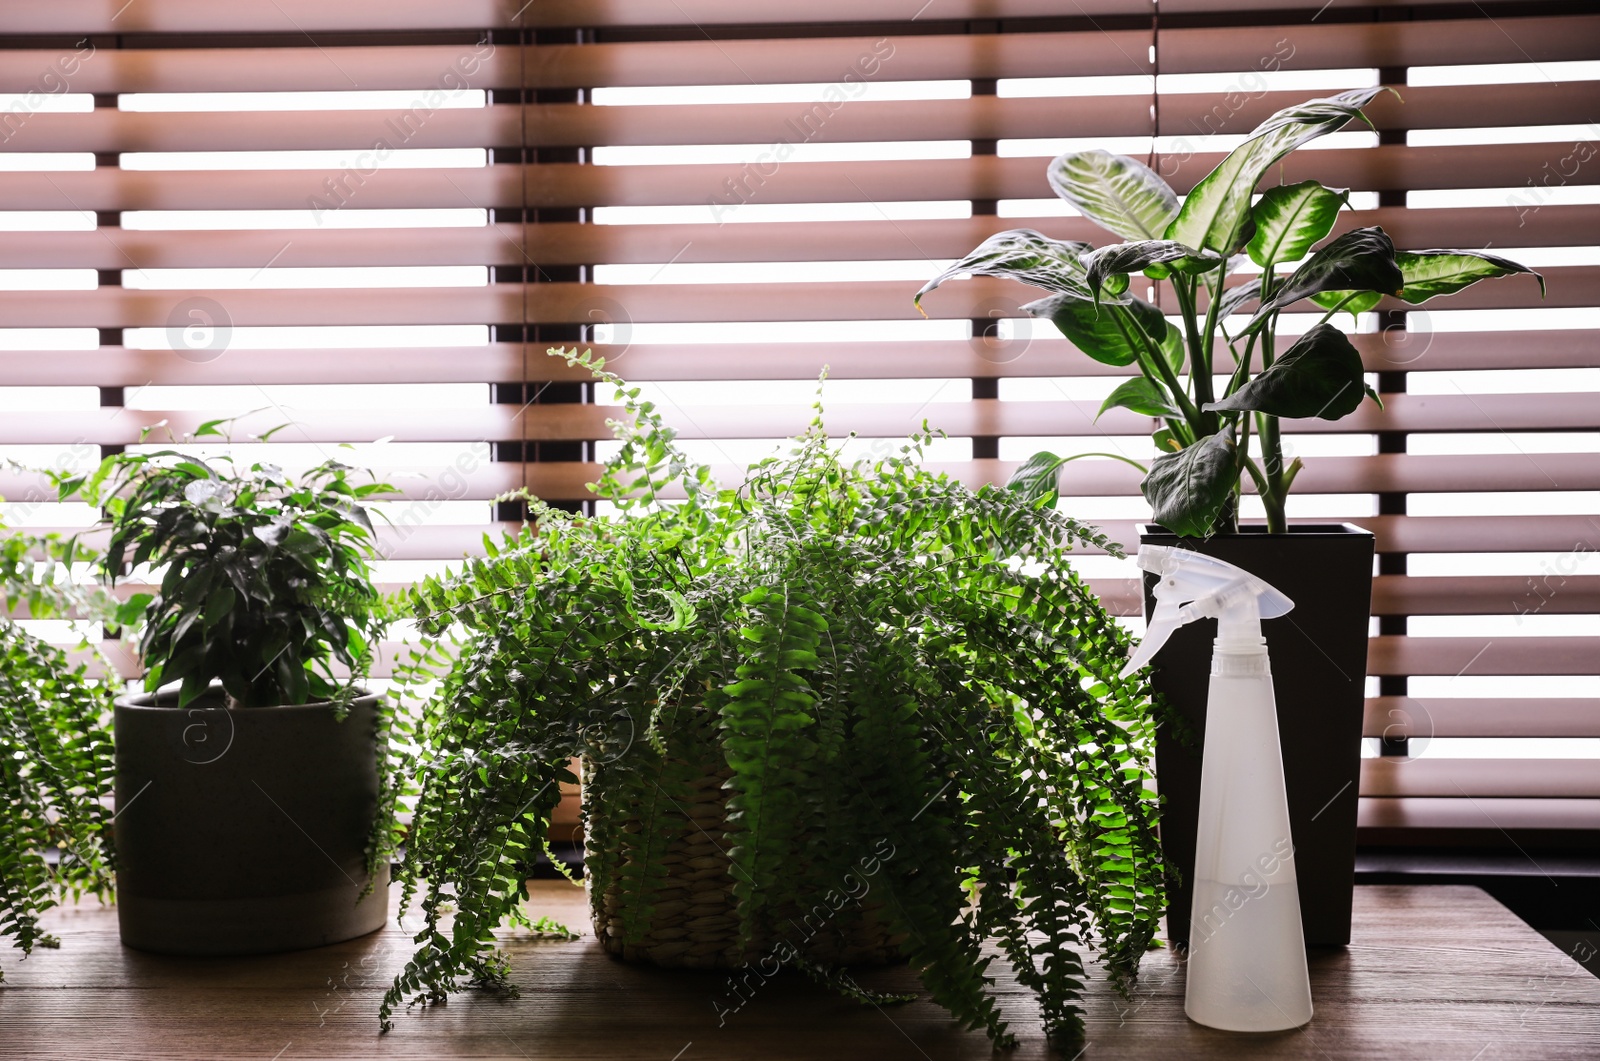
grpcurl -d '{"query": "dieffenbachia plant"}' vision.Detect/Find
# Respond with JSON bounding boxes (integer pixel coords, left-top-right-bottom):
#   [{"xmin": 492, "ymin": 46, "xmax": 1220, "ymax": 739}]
[{"xmin": 917, "ymin": 89, "xmax": 1544, "ymax": 536}]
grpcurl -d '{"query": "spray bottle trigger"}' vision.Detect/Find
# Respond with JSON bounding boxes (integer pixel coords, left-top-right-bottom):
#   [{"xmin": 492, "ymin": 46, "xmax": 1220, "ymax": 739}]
[
  {"xmin": 1118, "ymin": 545, "xmax": 1295, "ymax": 679},
  {"xmin": 1120, "ymin": 596, "xmax": 1181, "ymax": 678}
]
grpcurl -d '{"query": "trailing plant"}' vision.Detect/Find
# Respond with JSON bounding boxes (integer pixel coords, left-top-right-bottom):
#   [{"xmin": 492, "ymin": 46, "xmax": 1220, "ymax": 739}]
[
  {"xmin": 0, "ymin": 524, "xmax": 116, "ymax": 976},
  {"xmin": 917, "ymin": 89, "xmax": 1543, "ymax": 536},
  {"xmin": 382, "ymin": 348, "xmax": 1164, "ymax": 1047}
]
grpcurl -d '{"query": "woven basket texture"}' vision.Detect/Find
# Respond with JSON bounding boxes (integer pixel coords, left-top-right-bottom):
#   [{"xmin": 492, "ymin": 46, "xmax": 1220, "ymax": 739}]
[{"xmin": 583, "ymin": 703, "xmax": 904, "ymax": 969}]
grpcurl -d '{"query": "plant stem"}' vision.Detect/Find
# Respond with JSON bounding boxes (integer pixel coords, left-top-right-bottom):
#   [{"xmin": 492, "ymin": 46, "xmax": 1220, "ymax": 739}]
[
  {"xmin": 1228, "ymin": 411, "xmax": 1254, "ymax": 536},
  {"xmin": 1221, "ymin": 330, "xmax": 1256, "ymax": 401},
  {"xmin": 1315, "ymin": 291, "xmax": 1361, "ymax": 327},
  {"xmin": 1257, "ymin": 411, "xmax": 1287, "ymax": 533},
  {"xmin": 1240, "ymin": 451, "xmax": 1271, "ymax": 498},
  {"xmin": 1061, "ymin": 451, "xmax": 1151, "ymax": 474},
  {"xmin": 1253, "ymin": 300, "xmax": 1290, "ymax": 533},
  {"xmin": 1172, "ymin": 278, "xmax": 1217, "ymax": 434},
  {"xmin": 1110, "ymin": 305, "xmax": 1202, "ymax": 428},
  {"xmin": 1197, "ymin": 270, "xmax": 1224, "ymax": 417}
]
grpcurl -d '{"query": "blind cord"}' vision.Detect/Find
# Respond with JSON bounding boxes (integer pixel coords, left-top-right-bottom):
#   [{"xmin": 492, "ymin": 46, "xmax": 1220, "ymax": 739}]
[
  {"xmin": 518, "ymin": 20, "xmax": 531, "ymax": 502},
  {"xmin": 1147, "ymin": 0, "xmax": 1160, "ymax": 173}
]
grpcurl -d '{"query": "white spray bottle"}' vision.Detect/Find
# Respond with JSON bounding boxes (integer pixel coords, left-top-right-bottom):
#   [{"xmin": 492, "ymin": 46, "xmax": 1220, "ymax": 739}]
[{"xmin": 1120, "ymin": 544, "xmax": 1313, "ymax": 1032}]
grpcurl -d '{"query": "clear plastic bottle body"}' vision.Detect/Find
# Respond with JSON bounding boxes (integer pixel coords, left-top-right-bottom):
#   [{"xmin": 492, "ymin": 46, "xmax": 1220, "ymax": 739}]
[{"xmin": 1183, "ymin": 642, "xmax": 1314, "ymax": 1032}]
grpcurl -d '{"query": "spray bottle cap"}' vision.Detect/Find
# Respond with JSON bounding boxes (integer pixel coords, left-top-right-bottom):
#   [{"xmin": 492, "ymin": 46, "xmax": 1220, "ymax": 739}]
[{"xmin": 1119, "ymin": 545, "xmax": 1295, "ymax": 678}]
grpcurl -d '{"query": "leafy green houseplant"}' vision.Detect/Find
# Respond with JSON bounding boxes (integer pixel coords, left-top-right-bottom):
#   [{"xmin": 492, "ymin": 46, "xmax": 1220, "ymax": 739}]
[
  {"xmin": 917, "ymin": 88, "xmax": 1545, "ymax": 949},
  {"xmin": 70, "ymin": 438, "xmax": 390, "ymax": 709},
  {"xmin": 58, "ymin": 435, "xmax": 411, "ymax": 955},
  {"xmin": 383, "ymin": 349, "xmax": 1164, "ymax": 1046},
  {"xmin": 916, "ymin": 88, "xmax": 1543, "ymax": 537},
  {"xmin": 0, "ymin": 526, "xmax": 115, "ymax": 977}
]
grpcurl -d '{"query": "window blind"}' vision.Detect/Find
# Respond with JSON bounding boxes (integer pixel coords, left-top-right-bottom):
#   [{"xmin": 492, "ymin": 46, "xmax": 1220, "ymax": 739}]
[{"xmin": 2, "ymin": 1, "xmax": 1595, "ymax": 840}]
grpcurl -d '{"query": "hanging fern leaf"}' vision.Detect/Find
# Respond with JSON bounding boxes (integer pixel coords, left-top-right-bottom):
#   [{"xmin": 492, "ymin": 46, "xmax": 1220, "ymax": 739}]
[{"xmin": 0, "ymin": 530, "xmax": 118, "ymax": 975}]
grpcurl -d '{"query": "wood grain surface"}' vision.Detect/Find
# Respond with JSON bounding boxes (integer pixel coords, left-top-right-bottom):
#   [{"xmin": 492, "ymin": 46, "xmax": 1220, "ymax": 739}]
[{"xmin": 3, "ymin": 883, "xmax": 1596, "ymax": 1060}]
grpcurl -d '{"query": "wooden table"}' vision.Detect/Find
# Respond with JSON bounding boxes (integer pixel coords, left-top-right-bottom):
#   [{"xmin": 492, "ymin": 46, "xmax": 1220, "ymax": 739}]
[{"xmin": 3, "ymin": 883, "xmax": 1597, "ymax": 1060}]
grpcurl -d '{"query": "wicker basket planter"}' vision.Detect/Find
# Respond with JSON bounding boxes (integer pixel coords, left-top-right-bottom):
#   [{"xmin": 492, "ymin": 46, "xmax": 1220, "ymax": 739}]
[
  {"xmin": 384, "ymin": 360, "xmax": 1166, "ymax": 1046},
  {"xmin": 582, "ymin": 704, "xmax": 904, "ymax": 970}
]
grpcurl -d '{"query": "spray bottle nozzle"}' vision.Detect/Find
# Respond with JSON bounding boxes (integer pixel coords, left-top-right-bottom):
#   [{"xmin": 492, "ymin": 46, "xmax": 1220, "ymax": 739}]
[{"xmin": 1119, "ymin": 545, "xmax": 1295, "ymax": 679}]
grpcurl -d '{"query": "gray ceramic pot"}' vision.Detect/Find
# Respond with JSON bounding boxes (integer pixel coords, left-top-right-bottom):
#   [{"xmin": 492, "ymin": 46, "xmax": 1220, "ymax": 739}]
[{"xmin": 113, "ymin": 688, "xmax": 389, "ymax": 955}]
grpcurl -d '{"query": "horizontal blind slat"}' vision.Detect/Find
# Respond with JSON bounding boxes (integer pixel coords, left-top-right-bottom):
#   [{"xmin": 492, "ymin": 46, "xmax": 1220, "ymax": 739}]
[
  {"xmin": 1361, "ymin": 759, "xmax": 1600, "ymax": 799},
  {"xmin": 25, "ymin": 572, "xmax": 1587, "ymax": 630},
  {"xmin": 542, "ymin": 145, "xmax": 1600, "ymax": 206},
  {"xmin": 7, "ymin": 83, "xmax": 1593, "ymax": 152},
  {"xmin": 0, "ymin": 395, "xmax": 1592, "ymax": 444},
  {"xmin": 4, "ymin": 16, "xmax": 1595, "ymax": 92},
  {"xmin": 56, "ymin": 632, "xmax": 1596, "ymax": 683},
  {"xmin": 1089, "ymin": 575, "xmax": 1600, "ymax": 618},
  {"xmin": 3, "ymin": 327, "xmax": 1598, "ymax": 386},
  {"xmin": 0, "ymin": 0, "xmax": 1153, "ymax": 34},
  {"xmin": 1372, "ymin": 576, "xmax": 1600, "ymax": 617},
  {"xmin": 1082, "ymin": 517, "xmax": 1600, "ymax": 557},
  {"xmin": 2, "ymin": 144, "xmax": 1588, "ymax": 211},
  {"xmin": 0, "ymin": 268, "xmax": 1574, "ymax": 327},
  {"xmin": 8, "ymin": 205, "xmax": 1596, "ymax": 270},
  {"xmin": 1161, "ymin": 14, "xmax": 1599, "ymax": 73},
  {"xmin": 1360, "ymin": 516, "xmax": 1600, "ymax": 555},
  {"xmin": 4, "ymin": 1, "xmax": 515, "ymax": 33},
  {"xmin": 12, "ymin": 517, "xmax": 1596, "ymax": 562},
  {"xmin": 1364, "ymin": 698, "xmax": 1600, "ymax": 739},
  {"xmin": 1367, "ymin": 636, "xmax": 1598, "ymax": 677},
  {"xmin": 6, "ymin": 523, "xmax": 522, "ymax": 562},
  {"xmin": 1359, "ymin": 797, "xmax": 1600, "ymax": 832},
  {"xmin": 7, "ymin": 456, "xmax": 1600, "ymax": 508}
]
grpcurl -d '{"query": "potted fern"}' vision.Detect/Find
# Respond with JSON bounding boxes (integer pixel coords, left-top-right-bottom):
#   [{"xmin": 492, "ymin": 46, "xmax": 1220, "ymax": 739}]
[
  {"xmin": 381, "ymin": 349, "xmax": 1164, "ymax": 1048},
  {"xmin": 1, "ymin": 524, "xmax": 116, "ymax": 976},
  {"xmin": 61, "ymin": 429, "xmax": 409, "ymax": 955},
  {"xmin": 915, "ymin": 89, "xmax": 1543, "ymax": 948}
]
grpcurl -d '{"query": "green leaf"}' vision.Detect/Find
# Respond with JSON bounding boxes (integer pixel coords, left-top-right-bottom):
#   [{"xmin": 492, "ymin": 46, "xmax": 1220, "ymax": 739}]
[
  {"xmin": 1204, "ymin": 323, "xmax": 1372, "ymax": 420},
  {"xmin": 1244, "ymin": 227, "xmax": 1402, "ymax": 330},
  {"xmin": 1083, "ymin": 240, "xmax": 1215, "ymax": 306},
  {"xmin": 1166, "ymin": 88, "xmax": 1389, "ymax": 254},
  {"xmin": 1024, "ymin": 292, "xmax": 1169, "ymax": 368},
  {"xmin": 1005, "ymin": 449, "xmax": 1148, "ymax": 507},
  {"xmin": 1140, "ymin": 431, "xmax": 1237, "ymax": 539},
  {"xmin": 115, "ymin": 593, "xmax": 154, "ymax": 628},
  {"xmin": 1047, "ymin": 150, "xmax": 1180, "ymax": 241},
  {"xmin": 633, "ymin": 588, "xmax": 694, "ymax": 632},
  {"xmin": 1097, "ymin": 378, "xmax": 1179, "ymax": 421},
  {"xmin": 203, "ymin": 585, "xmax": 236, "ymax": 630},
  {"xmin": 914, "ymin": 229, "xmax": 1095, "ymax": 309},
  {"xmin": 1389, "ymin": 249, "xmax": 1546, "ymax": 305},
  {"xmin": 1309, "ymin": 288, "xmax": 1383, "ymax": 318},
  {"xmin": 1247, "ymin": 181, "xmax": 1349, "ymax": 269},
  {"xmin": 1005, "ymin": 451, "xmax": 1070, "ymax": 506},
  {"xmin": 1157, "ymin": 316, "xmax": 1185, "ymax": 373},
  {"xmin": 252, "ymin": 516, "xmax": 291, "ymax": 546}
]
